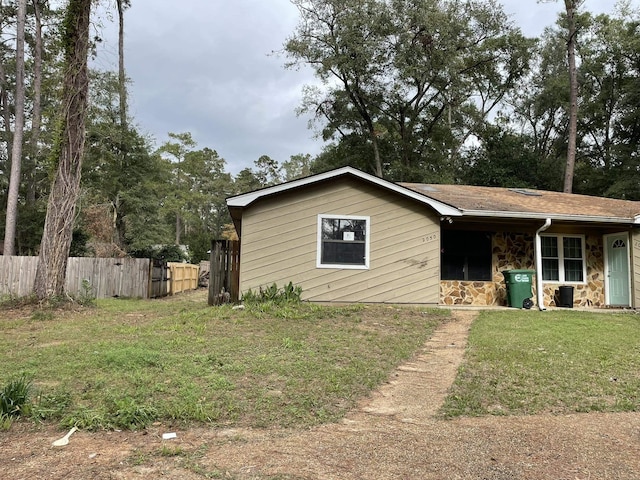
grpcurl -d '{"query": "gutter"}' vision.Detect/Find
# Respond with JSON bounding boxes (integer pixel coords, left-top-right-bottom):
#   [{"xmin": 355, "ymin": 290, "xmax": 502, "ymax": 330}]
[
  {"xmin": 535, "ymin": 218, "xmax": 552, "ymax": 311},
  {"xmin": 462, "ymin": 210, "xmax": 635, "ymax": 224}
]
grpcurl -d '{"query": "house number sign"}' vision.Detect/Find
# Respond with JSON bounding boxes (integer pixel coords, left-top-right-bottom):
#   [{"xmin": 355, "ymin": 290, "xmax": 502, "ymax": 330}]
[{"xmin": 422, "ymin": 233, "xmax": 437, "ymax": 243}]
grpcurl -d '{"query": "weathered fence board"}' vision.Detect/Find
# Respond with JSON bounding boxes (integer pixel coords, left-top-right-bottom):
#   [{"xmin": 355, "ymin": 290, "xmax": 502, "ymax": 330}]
[
  {"xmin": 150, "ymin": 260, "xmax": 169, "ymax": 298},
  {"xmin": 167, "ymin": 262, "xmax": 199, "ymax": 295},
  {"xmin": 65, "ymin": 257, "xmax": 151, "ymax": 298},
  {"xmin": 0, "ymin": 256, "xmax": 203, "ymax": 300},
  {"xmin": 0, "ymin": 256, "xmax": 39, "ymax": 298},
  {"xmin": 0, "ymin": 256, "xmax": 150, "ymax": 299},
  {"xmin": 208, "ymin": 240, "xmax": 240, "ymax": 305}
]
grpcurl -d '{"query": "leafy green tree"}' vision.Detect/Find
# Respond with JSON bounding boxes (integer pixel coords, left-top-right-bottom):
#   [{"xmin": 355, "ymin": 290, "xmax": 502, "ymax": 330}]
[
  {"xmin": 286, "ymin": 0, "xmax": 532, "ymax": 182},
  {"xmin": 504, "ymin": 24, "xmax": 573, "ymax": 189},
  {"xmin": 576, "ymin": 11, "xmax": 640, "ymax": 199},
  {"xmin": 180, "ymin": 147, "xmax": 232, "ymax": 245},
  {"xmin": 458, "ymin": 125, "xmax": 562, "ymax": 190},
  {"xmin": 253, "ymin": 154, "xmax": 281, "ymax": 186},
  {"xmin": 281, "ymin": 153, "xmax": 312, "ymax": 181},
  {"xmin": 84, "ymin": 71, "xmax": 171, "ymax": 251},
  {"xmin": 157, "ymin": 132, "xmax": 233, "ymax": 260},
  {"xmin": 233, "ymin": 167, "xmax": 262, "ymax": 194},
  {"xmin": 157, "ymin": 131, "xmax": 197, "ymax": 245}
]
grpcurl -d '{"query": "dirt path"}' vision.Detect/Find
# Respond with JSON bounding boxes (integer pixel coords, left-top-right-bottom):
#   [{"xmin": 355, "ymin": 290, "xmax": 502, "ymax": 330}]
[{"xmin": 3, "ymin": 310, "xmax": 640, "ymax": 479}]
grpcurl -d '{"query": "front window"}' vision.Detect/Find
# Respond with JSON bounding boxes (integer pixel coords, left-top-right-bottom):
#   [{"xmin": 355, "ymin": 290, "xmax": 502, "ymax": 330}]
[
  {"xmin": 541, "ymin": 235, "xmax": 585, "ymax": 283},
  {"xmin": 317, "ymin": 215, "xmax": 370, "ymax": 269},
  {"xmin": 441, "ymin": 230, "xmax": 492, "ymax": 281}
]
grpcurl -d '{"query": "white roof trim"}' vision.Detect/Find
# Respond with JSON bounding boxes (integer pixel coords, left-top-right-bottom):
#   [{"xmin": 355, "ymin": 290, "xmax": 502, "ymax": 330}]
[
  {"xmin": 635, "ymin": 215, "xmax": 640, "ymax": 225},
  {"xmin": 465, "ymin": 209, "xmax": 637, "ymax": 224},
  {"xmin": 226, "ymin": 166, "xmax": 462, "ymax": 217}
]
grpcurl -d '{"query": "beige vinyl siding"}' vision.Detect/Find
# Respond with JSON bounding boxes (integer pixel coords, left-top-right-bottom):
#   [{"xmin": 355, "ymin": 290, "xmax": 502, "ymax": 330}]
[
  {"xmin": 633, "ymin": 230, "xmax": 640, "ymax": 308},
  {"xmin": 240, "ymin": 177, "xmax": 440, "ymax": 304}
]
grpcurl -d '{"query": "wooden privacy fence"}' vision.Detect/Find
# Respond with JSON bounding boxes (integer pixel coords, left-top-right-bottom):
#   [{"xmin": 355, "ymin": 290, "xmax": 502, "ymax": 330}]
[
  {"xmin": 168, "ymin": 262, "xmax": 199, "ymax": 295},
  {"xmin": 150, "ymin": 259, "xmax": 169, "ymax": 298},
  {"xmin": 208, "ymin": 240, "xmax": 240, "ymax": 305},
  {"xmin": 0, "ymin": 256, "xmax": 201, "ymax": 299}
]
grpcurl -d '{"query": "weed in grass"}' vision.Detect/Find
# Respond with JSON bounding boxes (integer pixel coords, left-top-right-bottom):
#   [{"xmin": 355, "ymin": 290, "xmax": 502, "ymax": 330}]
[
  {"xmin": 0, "ymin": 374, "xmax": 32, "ymax": 417},
  {"xmin": 64, "ymin": 406, "xmax": 110, "ymax": 431},
  {"xmin": 30, "ymin": 310, "xmax": 55, "ymax": 322},
  {"xmin": 0, "ymin": 412, "xmax": 13, "ymax": 430},
  {"xmin": 0, "ymin": 293, "xmax": 38, "ymax": 308},
  {"xmin": 159, "ymin": 444, "xmax": 184, "ymax": 457},
  {"xmin": 76, "ymin": 279, "xmax": 97, "ymax": 307},
  {"xmin": 109, "ymin": 396, "xmax": 157, "ymax": 430},
  {"xmin": 127, "ymin": 449, "xmax": 149, "ymax": 466},
  {"xmin": 30, "ymin": 390, "xmax": 72, "ymax": 422},
  {"xmin": 242, "ymin": 282, "xmax": 302, "ymax": 305}
]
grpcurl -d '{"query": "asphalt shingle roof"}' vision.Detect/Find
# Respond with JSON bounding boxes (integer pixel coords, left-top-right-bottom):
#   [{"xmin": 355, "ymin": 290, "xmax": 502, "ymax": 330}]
[{"xmin": 399, "ymin": 183, "xmax": 640, "ymax": 222}]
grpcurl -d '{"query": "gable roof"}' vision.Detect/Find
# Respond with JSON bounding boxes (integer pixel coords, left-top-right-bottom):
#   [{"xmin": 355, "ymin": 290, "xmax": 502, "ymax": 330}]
[
  {"xmin": 226, "ymin": 166, "xmax": 640, "ymax": 226},
  {"xmin": 226, "ymin": 166, "xmax": 462, "ymax": 217}
]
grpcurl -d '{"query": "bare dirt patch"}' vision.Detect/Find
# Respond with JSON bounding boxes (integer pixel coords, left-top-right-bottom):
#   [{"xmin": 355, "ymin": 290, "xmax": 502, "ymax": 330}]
[{"xmin": 2, "ymin": 310, "xmax": 640, "ymax": 479}]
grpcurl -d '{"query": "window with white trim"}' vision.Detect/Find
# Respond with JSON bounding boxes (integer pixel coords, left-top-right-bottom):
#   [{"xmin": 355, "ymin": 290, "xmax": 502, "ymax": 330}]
[
  {"xmin": 317, "ymin": 215, "xmax": 370, "ymax": 269},
  {"xmin": 541, "ymin": 235, "xmax": 585, "ymax": 283}
]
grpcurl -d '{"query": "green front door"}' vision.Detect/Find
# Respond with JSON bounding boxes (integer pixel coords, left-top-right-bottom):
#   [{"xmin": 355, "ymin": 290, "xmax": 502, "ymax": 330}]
[{"xmin": 605, "ymin": 233, "xmax": 630, "ymax": 307}]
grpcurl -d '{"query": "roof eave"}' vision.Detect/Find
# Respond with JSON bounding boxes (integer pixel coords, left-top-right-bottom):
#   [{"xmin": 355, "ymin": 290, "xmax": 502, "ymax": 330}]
[{"xmin": 463, "ymin": 209, "xmax": 637, "ymax": 224}]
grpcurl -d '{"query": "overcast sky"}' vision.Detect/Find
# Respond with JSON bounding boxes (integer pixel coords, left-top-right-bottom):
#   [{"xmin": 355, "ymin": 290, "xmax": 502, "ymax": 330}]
[{"xmin": 92, "ymin": 0, "xmax": 631, "ymax": 175}]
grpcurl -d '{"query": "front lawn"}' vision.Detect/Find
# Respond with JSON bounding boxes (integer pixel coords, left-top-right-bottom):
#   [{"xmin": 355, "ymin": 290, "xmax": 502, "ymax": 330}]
[
  {"xmin": 441, "ymin": 309, "xmax": 640, "ymax": 417},
  {"xmin": 0, "ymin": 292, "xmax": 445, "ymax": 430}
]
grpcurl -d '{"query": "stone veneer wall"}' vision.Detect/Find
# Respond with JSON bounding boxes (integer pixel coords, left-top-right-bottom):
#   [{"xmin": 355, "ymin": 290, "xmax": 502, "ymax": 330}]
[{"xmin": 440, "ymin": 231, "xmax": 606, "ymax": 307}]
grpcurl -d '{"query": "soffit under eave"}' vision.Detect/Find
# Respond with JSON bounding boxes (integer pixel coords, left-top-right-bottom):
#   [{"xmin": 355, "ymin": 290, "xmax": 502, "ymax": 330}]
[{"xmin": 228, "ymin": 206, "xmax": 242, "ymax": 238}]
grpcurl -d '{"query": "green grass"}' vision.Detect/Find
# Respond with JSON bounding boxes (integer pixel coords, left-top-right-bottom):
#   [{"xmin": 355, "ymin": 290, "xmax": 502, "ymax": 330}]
[
  {"xmin": 441, "ymin": 309, "xmax": 640, "ymax": 417},
  {"xmin": 0, "ymin": 291, "xmax": 445, "ymax": 430}
]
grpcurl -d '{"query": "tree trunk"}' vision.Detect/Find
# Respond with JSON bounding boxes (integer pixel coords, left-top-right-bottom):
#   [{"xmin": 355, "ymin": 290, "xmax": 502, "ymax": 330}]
[
  {"xmin": 34, "ymin": 0, "xmax": 92, "ymax": 300},
  {"xmin": 117, "ymin": 0, "xmax": 127, "ymax": 130},
  {"xmin": 26, "ymin": 0, "xmax": 44, "ymax": 207},
  {"xmin": 3, "ymin": 0, "xmax": 27, "ymax": 256},
  {"xmin": 115, "ymin": 0, "xmax": 128, "ymax": 247},
  {"xmin": 563, "ymin": 0, "xmax": 579, "ymax": 193}
]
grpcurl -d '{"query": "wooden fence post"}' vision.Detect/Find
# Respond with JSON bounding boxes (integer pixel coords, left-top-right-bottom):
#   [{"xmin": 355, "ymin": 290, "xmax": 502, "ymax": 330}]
[{"xmin": 208, "ymin": 240, "xmax": 222, "ymax": 306}]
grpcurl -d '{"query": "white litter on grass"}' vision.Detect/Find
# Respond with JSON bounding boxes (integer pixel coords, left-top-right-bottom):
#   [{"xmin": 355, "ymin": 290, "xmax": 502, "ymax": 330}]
[
  {"xmin": 52, "ymin": 427, "xmax": 77, "ymax": 447},
  {"xmin": 162, "ymin": 432, "xmax": 177, "ymax": 440}
]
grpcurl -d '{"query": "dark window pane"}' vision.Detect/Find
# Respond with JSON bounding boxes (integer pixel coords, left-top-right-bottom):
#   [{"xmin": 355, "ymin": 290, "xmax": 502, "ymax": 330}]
[
  {"xmin": 441, "ymin": 230, "xmax": 492, "ymax": 281},
  {"xmin": 467, "ymin": 255, "xmax": 492, "ymax": 281},
  {"xmin": 541, "ymin": 237, "xmax": 558, "ymax": 258},
  {"xmin": 564, "ymin": 259, "xmax": 583, "ymax": 282},
  {"xmin": 542, "ymin": 258, "xmax": 559, "ymax": 281},
  {"xmin": 442, "ymin": 255, "xmax": 465, "ymax": 280},
  {"xmin": 322, "ymin": 241, "xmax": 365, "ymax": 265},
  {"xmin": 563, "ymin": 237, "xmax": 582, "ymax": 259}
]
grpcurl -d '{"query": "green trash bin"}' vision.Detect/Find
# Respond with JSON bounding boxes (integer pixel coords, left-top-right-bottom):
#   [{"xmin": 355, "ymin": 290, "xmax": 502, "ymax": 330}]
[{"xmin": 502, "ymin": 269, "xmax": 535, "ymax": 309}]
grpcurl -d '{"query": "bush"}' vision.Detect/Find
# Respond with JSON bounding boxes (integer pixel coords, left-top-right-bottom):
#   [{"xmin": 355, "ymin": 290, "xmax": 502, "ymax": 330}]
[
  {"xmin": 130, "ymin": 245, "xmax": 189, "ymax": 262},
  {"xmin": 242, "ymin": 282, "xmax": 302, "ymax": 305}
]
